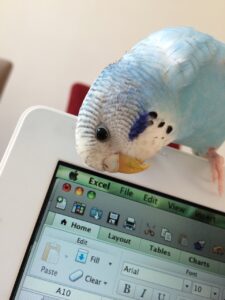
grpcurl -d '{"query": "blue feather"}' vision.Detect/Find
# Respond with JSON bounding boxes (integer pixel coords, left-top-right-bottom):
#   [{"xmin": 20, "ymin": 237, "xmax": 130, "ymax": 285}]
[{"xmin": 129, "ymin": 112, "xmax": 149, "ymax": 140}]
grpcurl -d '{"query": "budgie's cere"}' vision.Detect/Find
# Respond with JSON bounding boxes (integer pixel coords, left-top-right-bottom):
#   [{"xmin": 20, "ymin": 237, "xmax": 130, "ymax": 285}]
[{"xmin": 76, "ymin": 27, "xmax": 225, "ymax": 193}]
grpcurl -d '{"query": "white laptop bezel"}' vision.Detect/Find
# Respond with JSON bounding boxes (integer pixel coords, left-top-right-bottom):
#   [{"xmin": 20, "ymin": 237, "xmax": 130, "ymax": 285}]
[{"xmin": 0, "ymin": 106, "xmax": 224, "ymax": 299}]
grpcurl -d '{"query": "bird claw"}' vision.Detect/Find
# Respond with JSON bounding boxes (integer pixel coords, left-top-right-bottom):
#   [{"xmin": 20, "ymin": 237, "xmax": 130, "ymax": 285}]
[{"xmin": 207, "ymin": 148, "xmax": 224, "ymax": 196}]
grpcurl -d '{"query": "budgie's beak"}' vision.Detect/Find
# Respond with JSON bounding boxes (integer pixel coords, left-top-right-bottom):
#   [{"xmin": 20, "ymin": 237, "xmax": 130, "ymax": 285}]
[
  {"xmin": 118, "ymin": 153, "xmax": 149, "ymax": 173},
  {"xmin": 103, "ymin": 153, "xmax": 149, "ymax": 174}
]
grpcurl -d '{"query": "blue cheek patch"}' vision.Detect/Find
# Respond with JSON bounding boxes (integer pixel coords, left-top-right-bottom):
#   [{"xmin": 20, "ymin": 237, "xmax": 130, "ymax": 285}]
[{"xmin": 129, "ymin": 112, "xmax": 149, "ymax": 141}]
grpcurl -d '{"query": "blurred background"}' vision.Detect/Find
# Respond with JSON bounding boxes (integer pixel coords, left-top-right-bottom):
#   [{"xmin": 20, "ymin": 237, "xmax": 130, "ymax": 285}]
[{"xmin": 0, "ymin": 0, "xmax": 225, "ymax": 158}]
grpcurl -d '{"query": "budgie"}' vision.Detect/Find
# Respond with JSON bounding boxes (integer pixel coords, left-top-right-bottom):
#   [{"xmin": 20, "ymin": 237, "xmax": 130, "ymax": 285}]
[{"xmin": 75, "ymin": 27, "xmax": 225, "ymax": 195}]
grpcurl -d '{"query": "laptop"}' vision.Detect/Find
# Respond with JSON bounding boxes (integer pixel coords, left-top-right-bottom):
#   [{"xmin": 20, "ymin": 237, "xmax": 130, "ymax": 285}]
[{"xmin": 1, "ymin": 106, "xmax": 225, "ymax": 300}]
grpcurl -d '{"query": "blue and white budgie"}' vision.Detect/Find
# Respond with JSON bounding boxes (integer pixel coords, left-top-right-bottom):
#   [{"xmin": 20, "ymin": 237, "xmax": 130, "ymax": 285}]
[{"xmin": 75, "ymin": 27, "xmax": 225, "ymax": 195}]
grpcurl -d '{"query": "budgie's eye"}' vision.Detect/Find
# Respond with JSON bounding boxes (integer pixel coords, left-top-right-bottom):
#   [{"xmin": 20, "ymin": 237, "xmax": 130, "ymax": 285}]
[{"xmin": 96, "ymin": 124, "xmax": 110, "ymax": 142}]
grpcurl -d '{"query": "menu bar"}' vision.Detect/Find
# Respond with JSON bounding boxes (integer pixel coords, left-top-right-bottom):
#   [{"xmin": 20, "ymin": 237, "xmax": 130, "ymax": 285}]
[{"xmin": 56, "ymin": 164, "xmax": 225, "ymax": 229}]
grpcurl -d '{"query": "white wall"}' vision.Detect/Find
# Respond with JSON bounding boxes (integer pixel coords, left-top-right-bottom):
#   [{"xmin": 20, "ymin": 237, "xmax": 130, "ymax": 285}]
[{"xmin": 0, "ymin": 0, "xmax": 225, "ymax": 158}]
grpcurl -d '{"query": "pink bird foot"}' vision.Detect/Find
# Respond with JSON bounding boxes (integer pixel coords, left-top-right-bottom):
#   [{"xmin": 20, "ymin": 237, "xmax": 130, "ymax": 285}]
[{"xmin": 207, "ymin": 148, "xmax": 224, "ymax": 196}]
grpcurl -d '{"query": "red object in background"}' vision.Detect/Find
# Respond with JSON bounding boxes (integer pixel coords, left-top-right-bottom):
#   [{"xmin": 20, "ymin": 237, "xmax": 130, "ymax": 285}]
[
  {"xmin": 168, "ymin": 143, "xmax": 179, "ymax": 149},
  {"xmin": 67, "ymin": 83, "xmax": 180, "ymax": 150},
  {"xmin": 67, "ymin": 83, "xmax": 90, "ymax": 116}
]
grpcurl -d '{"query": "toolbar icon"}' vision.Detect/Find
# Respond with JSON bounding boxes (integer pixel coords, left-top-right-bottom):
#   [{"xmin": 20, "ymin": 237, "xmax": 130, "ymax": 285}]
[
  {"xmin": 69, "ymin": 269, "xmax": 83, "ymax": 282},
  {"xmin": 161, "ymin": 228, "xmax": 172, "ymax": 242},
  {"xmin": 42, "ymin": 242, "xmax": 61, "ymax": 264},
  {"xmin": 90, "ymin": 207, "xmax": 103, "ymax": 220},
  {"xmin": 56, "ymin": 196, "xmax": 67, "ymax": 210},
  {"xmin": 75, "ymin": 249, "xmax": 88, "ymax": 264},
  {"xmin": 178, "ymin": 234, "xmax": 188, "ymax": 247},
  {"xmin": 144, "ymin": 223, "xmax": 155, "ymax": 236},
  {"xmin": 212, "ymin": 245, "xmax": 224, "ymax": 255},
  {"xmin": 107, "ymin": 212, "xmax": 120, "ymax": 225},
  {"xmin": 194, "ymin": 240, "xmax": 206, "ymax": 251},
  {"xmin": 72, "ymin": 201, "xmax": 86, "ymax": 215},
  {"xmin": 124, "ymin": 217, "xmax": 136, "ymax": 231}
]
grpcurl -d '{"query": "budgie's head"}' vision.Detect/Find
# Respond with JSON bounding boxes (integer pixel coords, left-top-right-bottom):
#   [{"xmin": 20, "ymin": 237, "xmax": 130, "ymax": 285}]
[{"xmin": 75, "ymin": 63, "xmax": 175, "ymax": 173}]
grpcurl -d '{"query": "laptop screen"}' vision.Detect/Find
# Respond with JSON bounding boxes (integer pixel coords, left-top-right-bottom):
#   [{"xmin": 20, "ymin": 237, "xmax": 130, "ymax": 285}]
[{"xmin": 12, "ymin": 161, "xmax": 225, "ymax": 300}]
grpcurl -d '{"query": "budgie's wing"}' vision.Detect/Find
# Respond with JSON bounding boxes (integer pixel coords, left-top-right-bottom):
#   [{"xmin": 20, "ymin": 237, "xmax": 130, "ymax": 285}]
[
  {"xmin": 126, "ymin": 28, "xmax": 223, "ymax": 143},
  {"xmin": 150, "ymin": 28, "xmax": 225, "ymax": 150},
  {"xmin": 151, "ymin": 28, "xmax": 219, "ymax": 90},
  {"xmin": 153, "ymin": 28, "xmax": 225, "ymax": 195}
]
